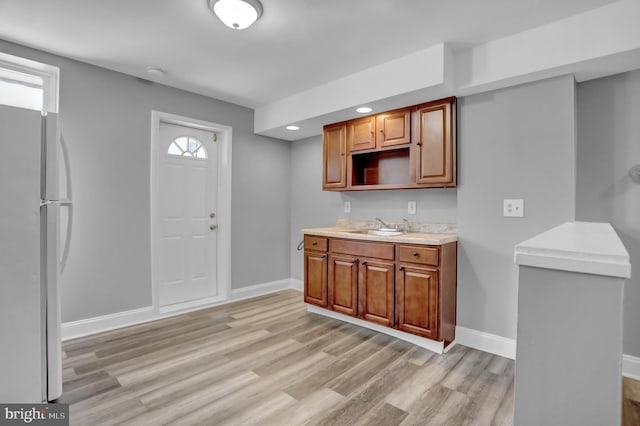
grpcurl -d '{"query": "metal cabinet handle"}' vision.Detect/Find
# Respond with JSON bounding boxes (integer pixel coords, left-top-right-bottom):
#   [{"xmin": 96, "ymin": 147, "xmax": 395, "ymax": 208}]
[
  {"xmin": 351, "ymin": 259, "xmax": 358, "ymax": 264},
  {"xmin": 413, "ymin": 252, "xmax": 419, "ymax": 257},
  {"xmin": 320, "ymin": 255, "xmax": 327, "ymax": 259},
  {"xmin": 399, "ymin": 266, "xmax": 405, "ymax": 271},
  {"xmin": 361, "ymin": 261, "xmax": 367, "ymax": 266},
  {"xmin": 312, "ymin": 242, "xmax": 318, "ymax": 246},
  {"xmin": 416, "ymin": 141, "xmax": 422, "ymax": 146},
  {"xmin": 210, "ymin": 224, "xmax": 217, "ymax": 231}
]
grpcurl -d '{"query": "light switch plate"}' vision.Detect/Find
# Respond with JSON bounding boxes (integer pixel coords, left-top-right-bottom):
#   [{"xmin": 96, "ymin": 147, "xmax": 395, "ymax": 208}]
[
  {"xmin": 344, "ymin": 201, "xmax": 351, "ymax": 213},
  {"xmin": 408, "ymin": 200, "xmax": 417, "ymax": 215},
  {"xmin": 504, "ymin": 199, "xmax": 524, "ymax": 217}
]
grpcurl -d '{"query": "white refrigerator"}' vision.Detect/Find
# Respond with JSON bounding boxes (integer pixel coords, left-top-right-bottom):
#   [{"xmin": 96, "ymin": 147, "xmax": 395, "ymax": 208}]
[{"xmin": 0, "ymin": 104, "xmax": 71, "ymax": 402}]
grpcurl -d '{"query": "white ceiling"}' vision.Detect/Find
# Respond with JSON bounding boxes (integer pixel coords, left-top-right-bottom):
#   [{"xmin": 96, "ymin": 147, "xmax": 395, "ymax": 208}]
[{"xmin": 0, "ymin": 0, "xmax": 620, "ymax": 110}]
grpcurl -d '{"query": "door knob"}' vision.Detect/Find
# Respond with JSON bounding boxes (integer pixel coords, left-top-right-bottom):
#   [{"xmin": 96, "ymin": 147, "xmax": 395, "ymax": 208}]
[
  {"xmin": 210, "ymin": 224, "xmax": 217, "ymax": 231},
  {"xmin": 210, "ymin": 213, "xmax": 216, "ymax": 218}
]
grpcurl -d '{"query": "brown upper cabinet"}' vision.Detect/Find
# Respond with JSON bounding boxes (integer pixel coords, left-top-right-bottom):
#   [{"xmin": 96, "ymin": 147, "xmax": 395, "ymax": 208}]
[
  {"xmin": 322, "ymin": 97, "xmax": 456, "ymax": 191},
  {"xmin": 322, "ymin": 122, "xmax": 347, "ymax": 189},
  {"xmin": 348, "ymin": 116, "xmax": 376, "ymax": 152},
  {"xmin": 413, "ymin": 98, "xmax": 456, "ymax": 186},
  {"xmin": 376, "ymin": 108, "xmax": 411, "ymax": 148}
]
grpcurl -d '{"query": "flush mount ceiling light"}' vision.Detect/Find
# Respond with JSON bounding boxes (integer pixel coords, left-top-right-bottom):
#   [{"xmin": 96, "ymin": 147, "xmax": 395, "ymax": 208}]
[
  {"xmin": 356, "ymin": 107, "xmax": 373, "ymax": 114},
  {"xmin": 146, "ymin": 66, "xmax": 165, "ymax": 79},
  {"xmin": 286, "ymin": 125, "xmax": 300, "ymax": 131},
  {"xmin": 208, "ymin": 0, "xmax": 263, "ymax": 30}
]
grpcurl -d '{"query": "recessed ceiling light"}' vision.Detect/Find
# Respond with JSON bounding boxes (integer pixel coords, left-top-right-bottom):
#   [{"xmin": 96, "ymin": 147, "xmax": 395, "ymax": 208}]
[
  {"xmin": 209, "ymin": 0, "xmax": 263, "ymax": 30},
  {"xmin": 146, "ymin": 66, "xmax": 165, "ymax": 79},
  {"xmin": 286, "ymin": 125, "xmax": 300, "ymax": 131},
  {"xmin": 356, "ymin": 107, "xmax": 373, "ymax": 114}
]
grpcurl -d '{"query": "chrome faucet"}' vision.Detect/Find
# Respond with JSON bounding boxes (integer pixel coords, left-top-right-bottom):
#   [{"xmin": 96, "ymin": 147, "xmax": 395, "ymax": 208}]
[{"xmin": 375, "ymin": 217, "xmax": 391, "ymax": 229}]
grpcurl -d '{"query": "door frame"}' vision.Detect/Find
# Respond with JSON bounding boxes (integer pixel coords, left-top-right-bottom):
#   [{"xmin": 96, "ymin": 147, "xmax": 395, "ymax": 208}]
[{"xmin": 150, "ymin": 110, "xmax": 232, "ymax": 314}]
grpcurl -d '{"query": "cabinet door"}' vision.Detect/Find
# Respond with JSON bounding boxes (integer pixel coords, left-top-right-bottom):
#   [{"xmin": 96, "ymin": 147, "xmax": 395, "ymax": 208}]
[
  {"xmin": 395, "ymin": 264, "xmax": 439, "ymax": 339},
  {"xmin": 376, "ymin": 108, "xmax": 411, "ymax": 148},
  {"xmin": 328, "ymin": 255, "xmax": 358, "ymax": 316},
  {"xmin": 359, "ymin": 259, "xmax": 394, "ymax": 327},
  {"xmin": 348, "ymin": 116, "xmax": 376, "ymax": 152},
  {"xmin": 413, "ymin": 98, "xmax": 456, "ymax": 186},
  {"xmin": 304, "ymin": 251, "xmax": 327, "ymax": 307},
  {"xmin": 322, "ymin": 123, "xmax": 347, "ymax": 189}
]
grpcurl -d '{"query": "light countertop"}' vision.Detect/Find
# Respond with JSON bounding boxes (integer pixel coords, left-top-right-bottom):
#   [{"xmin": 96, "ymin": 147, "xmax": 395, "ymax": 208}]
[
  {"xmin": 514, "ymin": 221, "xmax": 631, "ymax": 278},
  {"xmin": 302, "ymin": 227, "xmax": 457, "ymax": 245}
]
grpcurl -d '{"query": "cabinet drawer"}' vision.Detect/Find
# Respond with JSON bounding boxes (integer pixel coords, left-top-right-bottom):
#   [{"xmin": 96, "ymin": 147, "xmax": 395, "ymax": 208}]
[
  {"xmin": 330, "ymin": 239, "xmax": 394, "ymax": 260},
  {"xmin": 397, "ymin": 245, "xmax": 439, "ymax": 266},
  {"xmin": 305, "ymin": 235, "xmax": 328, "ymax": 251}
]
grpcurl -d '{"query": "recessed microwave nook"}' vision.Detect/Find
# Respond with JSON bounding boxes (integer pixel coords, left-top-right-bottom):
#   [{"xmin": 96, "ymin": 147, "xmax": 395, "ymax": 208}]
[{"xmin": 322, "ymin": 96, "xmax": 457, "ymax": 191}]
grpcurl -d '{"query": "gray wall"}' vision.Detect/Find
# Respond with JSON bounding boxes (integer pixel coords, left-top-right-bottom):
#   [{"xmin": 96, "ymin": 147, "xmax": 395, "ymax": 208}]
[
  {"xmin": 0, "ymin": 39, "xmax": 291, "ymax": 323},
  {"xmin": 457, "ymin": 75, "xmax": 577, "ymax": 339},
  {"xmin": 514, "ymin": 267, "xmax": 624, "ymax": 426},
  {"xmin": 576, "ymin": 69, "xmax": 640, "ymax": 357},
  {"xmin": 290, "ymin": 76, "xmax": 578, "ymax": 342},
  {"xmin": 7, "ymin": 35, "xmax": 633, "ymax": 355},
  {"xmin": 289, "ymin": 137, "xmax": 458, "ymax": 280}
]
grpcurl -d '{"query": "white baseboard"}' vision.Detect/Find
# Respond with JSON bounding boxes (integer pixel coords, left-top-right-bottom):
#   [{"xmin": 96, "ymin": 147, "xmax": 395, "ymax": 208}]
[
  {"xmin": 289, "ymin": 278, "xmax": 303, "ymax": 291},
  {"xmin": 454, "ymin": 327, "xmax": 640, "ymax": 380},
  {"xmin": 307, "ymin": 305, "xmax": 446, "ymax": 354},
  {"xmin": 623, "ymin": 354, "xmax": 640, "ymax": 380},
  {"xmin": 63, "ymin": 278, "xmax": 303, "ymax": 341},
  {"xmin": 62, "ymin": 306, "xmax": 155, "ymax": 341},
  {"xmin": 455, "ymin": 326, "xmax": 517, "ymax": 360},
  {"xmin": 231, "ymin": 278, "xmax": 301, "ymax": 301}
]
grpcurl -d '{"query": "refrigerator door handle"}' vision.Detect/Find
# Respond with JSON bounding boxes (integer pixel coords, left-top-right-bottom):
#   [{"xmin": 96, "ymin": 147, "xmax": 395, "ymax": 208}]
[
  {"xmin": 39, "ymin": 199, "xmax": 67, "ymax": 207},
  {"xmin": 58, "ymin": 134, "xmax": 73, "ymax": 275},
  {"xmin": 39, "ymin": 199, "xmax": 73, "ymax": 274},
  {"xmin": 59, "ymin": 200, "xmax": 72, "ymax": 274}
]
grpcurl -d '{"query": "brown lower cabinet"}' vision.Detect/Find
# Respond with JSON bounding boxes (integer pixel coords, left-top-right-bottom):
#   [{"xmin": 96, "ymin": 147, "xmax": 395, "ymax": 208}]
[
  {"xmin": 328, "ymin": 254, "xmax": 358, "ymax": 316},
  {"xmin": 303, "ymin": 236, "xmax": 328, "ymax": 307},
  {"xmin": 359, "ymin": 259, "xmax": 395, "ymax": 327},
  {"xmin": 396, "ymin": 264, "xmax": 438, "ymax": 339},
  {"xmin": 303, "ymin": 251, "xmax": 327, "ymax": 307},
  {"xmin": 303, "ymin": 234, "xmax": 457, "ymax": 345}
]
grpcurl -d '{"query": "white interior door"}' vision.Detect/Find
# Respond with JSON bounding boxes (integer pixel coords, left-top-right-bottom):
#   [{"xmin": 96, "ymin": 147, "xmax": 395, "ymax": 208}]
[{"xmin": 157, "ymin": 122, "xmax": 218, "ymax": 307}]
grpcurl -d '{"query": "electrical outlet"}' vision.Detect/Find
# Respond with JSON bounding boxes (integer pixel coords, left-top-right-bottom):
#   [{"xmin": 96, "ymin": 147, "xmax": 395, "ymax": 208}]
[
  {"xmin": 408, "ymin": 200, "xmax": 417, "ymax": 215},
  {"xmin": 344, "ymin": 201, "xmax": 351, "ymax": 213},
  {"xmin": 503, "ymin": 199, "xmax": 524, "ymax": 217}
]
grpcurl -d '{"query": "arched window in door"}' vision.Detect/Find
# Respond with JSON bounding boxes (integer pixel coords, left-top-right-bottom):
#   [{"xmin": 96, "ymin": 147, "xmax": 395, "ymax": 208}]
[{"xmin": 167, "ymin": 136, "xmax": 208, "ymax": 159}]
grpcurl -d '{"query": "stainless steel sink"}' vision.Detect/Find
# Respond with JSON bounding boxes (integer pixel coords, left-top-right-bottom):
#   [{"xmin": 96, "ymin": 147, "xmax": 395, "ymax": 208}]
[{"xmin": 347, "ymin": 229, "xmax": 404, "ymax": 236}]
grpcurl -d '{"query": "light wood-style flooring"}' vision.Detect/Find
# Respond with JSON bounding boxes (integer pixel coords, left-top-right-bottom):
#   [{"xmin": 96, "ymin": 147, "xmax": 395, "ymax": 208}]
[
  {"xmin": 60, "ymin": 290, "xmax": 514, "ymax": 425},
  {"xmin": 59, "ymin": 289, "xmax": 640, "ymax": 425},
  {"xmin": 624, "ymin": 376, "xmax": 640, "ymax": 426}
]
